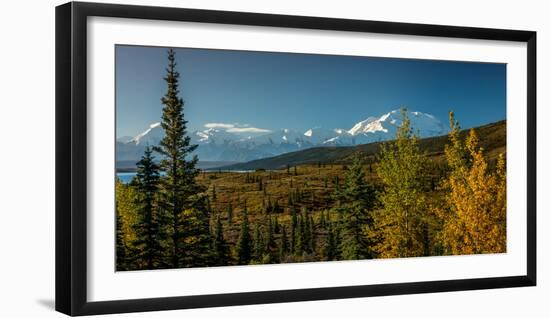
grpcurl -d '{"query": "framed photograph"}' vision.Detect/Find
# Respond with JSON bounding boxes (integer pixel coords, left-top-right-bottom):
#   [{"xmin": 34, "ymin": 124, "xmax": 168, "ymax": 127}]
[{"xmin": 55, "ymin": 1, "xmax": 536, "ymax": 316}]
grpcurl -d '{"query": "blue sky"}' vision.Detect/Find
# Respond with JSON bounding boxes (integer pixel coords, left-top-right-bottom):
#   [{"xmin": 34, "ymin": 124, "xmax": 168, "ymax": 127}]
[{"xmin": 116, "ymin": 45, "xmax": 506, "ymax": 138}]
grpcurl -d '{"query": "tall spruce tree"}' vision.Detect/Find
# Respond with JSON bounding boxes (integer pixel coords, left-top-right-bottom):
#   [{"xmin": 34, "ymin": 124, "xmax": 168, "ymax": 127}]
[
  {"xmin": 212, "ymin": 215, "xmax": 230, "ymax": 266},
  {"xmin": 236, "ymin": 209, "xmax": 252, "ymax": 264},
  {"xmin": 154, "ymin": 49, "xmax": 206, "ymax": 268},
  {"xmin": 212, "ymin": 184, "xmax": 217, "ymax": 202},
  {"xmin": 179, "ymin": 196, "xmax": 213, "ymax": 267},
  {"xmin": 131, "ymin": 147, "xmax": 163, "ymax": 269},
  {"xmin": 226, "ymin": 202, "xmax": 233, "ymax": 224},
  {"xmin": 290, "ymin": 206, "xmax": 298, "ymax": 254},
  {"xmin": 253, "ymin": 224, "xmax": 264, "ymax": 261},
  {"xmin": 279, "ymin": 225, "xmax": 289, "ymax": 260},
  {"xmin": 324, "ymin": 221, "xmax": 338, "ymax": 261},
  {"xmin": 264, "ymin": 216, "xmax": 276, "ymax": 259},
  {"xmin": 334, "ymin": 153, "xmax": 377, "ymax": 260}
]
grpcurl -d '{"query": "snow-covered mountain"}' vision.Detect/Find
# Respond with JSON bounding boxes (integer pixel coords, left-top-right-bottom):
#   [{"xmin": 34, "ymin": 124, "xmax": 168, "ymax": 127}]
[
  {"xmin": 116, "ymin": 109, "xmax": 448, "ymax": 163},
  {"xmin": 324, "ymin": 109, "xmax": 448, "ymax": 145}
]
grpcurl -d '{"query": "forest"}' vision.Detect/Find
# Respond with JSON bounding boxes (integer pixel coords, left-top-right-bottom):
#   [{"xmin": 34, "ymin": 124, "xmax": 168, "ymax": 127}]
[{"xmin": 115, "ymin": 49, "xmax": 507, "ymax": 271}]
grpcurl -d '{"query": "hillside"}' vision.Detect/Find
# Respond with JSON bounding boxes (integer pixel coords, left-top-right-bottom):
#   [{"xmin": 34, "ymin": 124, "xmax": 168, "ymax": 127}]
[{"xmin": 217, "ymin": 120, "xmax": 506, "ymax": 171}]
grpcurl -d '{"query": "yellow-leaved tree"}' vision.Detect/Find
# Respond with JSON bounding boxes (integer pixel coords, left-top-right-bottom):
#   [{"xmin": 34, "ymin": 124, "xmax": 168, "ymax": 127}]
[
  {"xmin": 438, "ymin": 112, "xmax": 506, "ymax": 255},
  {"xmin": 115, "ymin": 178, "xmax": 139, "ymax": 270},
  {"xmin": 375, "ymin": 108, "xmax": 429, "ymax": 258}
]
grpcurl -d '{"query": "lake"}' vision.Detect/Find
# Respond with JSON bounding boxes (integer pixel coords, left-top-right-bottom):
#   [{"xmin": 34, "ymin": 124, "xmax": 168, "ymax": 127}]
[
  {"xmin": 116, "ymin": 172, "xmax": 138, "ymax": 184},
  {"xmin": 116, "ymin": 170, "xmax": 255, "ymax": 184}
]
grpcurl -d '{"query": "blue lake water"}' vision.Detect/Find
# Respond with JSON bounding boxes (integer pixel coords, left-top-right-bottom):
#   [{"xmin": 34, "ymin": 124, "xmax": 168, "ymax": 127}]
[
  {"xmin": 116, "ymin": 170, "xmax": 254, "ymax": 184},
  {"xmin": 116, "ymin": 172, "xmax": 138, "ymax": 184}
]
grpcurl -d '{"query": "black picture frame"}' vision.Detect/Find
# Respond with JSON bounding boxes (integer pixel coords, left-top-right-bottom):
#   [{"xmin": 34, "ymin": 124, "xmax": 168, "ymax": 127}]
[{"xmin": 55, "ymin": 1, "xmax": 537, "ymax": 316}]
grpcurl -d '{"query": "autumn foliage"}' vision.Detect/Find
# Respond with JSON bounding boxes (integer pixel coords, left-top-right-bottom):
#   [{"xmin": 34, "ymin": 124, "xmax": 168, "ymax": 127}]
[{"xmin": 436, "ymin": 113, "xmax": 506, "ymax": 255}]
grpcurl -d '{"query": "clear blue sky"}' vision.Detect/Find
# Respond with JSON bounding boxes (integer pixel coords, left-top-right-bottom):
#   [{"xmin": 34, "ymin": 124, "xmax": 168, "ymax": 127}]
[{"xmin": 116, "ymin": 45, "xmax": 506, "ymax": 138}]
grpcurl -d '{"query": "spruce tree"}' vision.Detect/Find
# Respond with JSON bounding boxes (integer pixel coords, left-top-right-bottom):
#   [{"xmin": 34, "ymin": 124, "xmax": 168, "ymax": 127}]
[
  {"xmin": 212, "ymin": 215, "xmax": 230, "ymax": 266},
  {"xmin": 279, "ymin": 225, "xmax": 289, "ymax": 259},
  {"xmin": 154, "ymin": 49, "xmax": 206, "ymax": 268},
  {"xmin": 334, "ymin": 153, "xmax": 377, "ymax": 260},
  {"xmin": 132, "ymin": 147, "xmax": 163, "ymax": 269},
  {"xmin": 308, "ymin": 214, "xmax": 316, "ymax": 252},
  {"xmin": 212, "ymin": 184, "xmax": 217, "ymax": 202},
  {"xmin": 290, "ymin": 206, "xmax": 298, "ymax": 253},
  {"xmin": 273, "ymin": 216, "xmax": 280, "ymax": 234},
  {"xmin": 179, "ymin": 196, "xmax": 213, "ymax": 267},
  {"xmin": 253, "ymin": 224, "xmax": 264, "ymax": 261},
  {"xmin": 324, "ymin": 221, "xmax": 338, "ymax": 261},
  {"xmin": 236, "ymin": 209, "xmax": 252, "ymax": 265},
  {"xmin": 301, "ymin": 208, "xmax": 311, "ymax": 253},
  {"xmin": 264, "ymin": 216, "xmax": 276, "ymax": 258},
  {"xmin": 295, "ymin": 214, "xmax": 305, "ymax": 255},
  {"xmin": 226, "ymin": 202, "xmax": 233, "ymax": 224}
]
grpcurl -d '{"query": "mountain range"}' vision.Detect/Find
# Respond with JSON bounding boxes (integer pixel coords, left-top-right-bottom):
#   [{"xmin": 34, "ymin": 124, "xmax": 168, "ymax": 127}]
[
  {"xmin": 219, "ymin": 120, "xmax": 506, "ymax": 171},
  {"xmin": 116, "ymin": 109, "xmax": 449, "ymax": 168}
]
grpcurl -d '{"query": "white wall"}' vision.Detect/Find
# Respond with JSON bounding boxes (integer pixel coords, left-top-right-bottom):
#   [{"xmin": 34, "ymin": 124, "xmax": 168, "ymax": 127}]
[{"xmin": 0, "ymin": 0, "xmax": 547, "ymax": 316}]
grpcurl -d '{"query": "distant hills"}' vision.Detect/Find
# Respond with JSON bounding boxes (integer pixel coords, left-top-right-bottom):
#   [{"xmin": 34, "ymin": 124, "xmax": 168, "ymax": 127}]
[
  {"xmin": 217, "ymin": 120, "xmax": 506, "ymax": 171},
  {"xmin": 116, "ymin": 109, "xmax": 449, "ymax": 167}
]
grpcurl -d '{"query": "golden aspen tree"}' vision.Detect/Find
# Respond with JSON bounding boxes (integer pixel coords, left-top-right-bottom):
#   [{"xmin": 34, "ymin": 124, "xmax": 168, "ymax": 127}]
[
  {"xmin": 439, "ymin": 112, "xmax": 506, "ymax": 255},
  {"xmin": 115, "ymin": 179, "xmax": 139, "ymax": 270}
]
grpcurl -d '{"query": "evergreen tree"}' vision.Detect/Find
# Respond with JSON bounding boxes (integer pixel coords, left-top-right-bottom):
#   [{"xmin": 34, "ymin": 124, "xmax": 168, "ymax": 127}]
[
  {"xmin": 154, "ymin": 48, "xmax": 205, "ymax": 268},
  {"xmin": 131, "ymin": 147, "xmax": 163, "ymax": 269},
  {"xmin": 212, "ymin": 215, "xmax": 230, "ymax": 266},
  {"xmin": 226, "ymin": 202, "xmax": 233, "ymax": 224},
  {"xmin": 375, "ymin": 108, "xmax": 428, "ymax": 258},
  {"xmin": 264, "ymin": 216, "xmax": 276, "ymax": 257},
  {"xmin": 273, "ymin": 199, "xmax": 280, "ymax": 213},
  {"xmin": 308, "ymin": 214, "xmax": 316, "ymax": 252},
  {"xmin": 266, "ymin": 197, "xmax": 273, "ymax": 214},
  {"xmin": 253, "ymin": 224, "xmax": 264, "ymax": 261},
  {"xmin": 180, "ymin": 196, "xmax": 214, "ymax": 267},
  {"xmin": 236, "ymin": 209, "xmax": 252, "ymax": 264},
  {"xmin": 332, "ymin": 153, "xmax": 377, "ymax": 260},
  {"xmin": 205, "ymin": 197, "xmax": 212, "ymax": 214},
  {"xmin": 279, "ymin": 225, "xmax": 289, "ymax": 260},
  {"xmin": 301, "ymin": 208, "xmax": 311, "ymax": 253},
  {"xmin": 295, "ymin": 214, "xmax": 305, "ymax": 254},
  {"xmin": 324, "ymin": 221, "xmax": 338, "ymax": 261},
  {"xmin": 290, "ymin": 206, "xmax": 298, "ymax": 253},
  {"xmin": 273, "ymin": 216, "xmax": 280, "ymax": 234}
]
